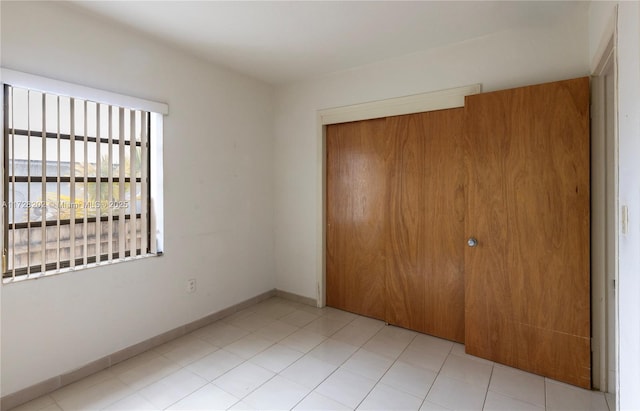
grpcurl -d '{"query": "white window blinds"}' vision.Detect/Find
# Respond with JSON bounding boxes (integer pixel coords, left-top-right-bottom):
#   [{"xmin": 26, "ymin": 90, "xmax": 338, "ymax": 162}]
[{"xmin": 3, "ymin": 84, "xmax": 151, "ymax": 279}]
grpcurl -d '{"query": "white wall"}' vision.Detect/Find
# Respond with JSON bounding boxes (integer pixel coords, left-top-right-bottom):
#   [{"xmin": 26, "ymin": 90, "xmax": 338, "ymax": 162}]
[
  {"xmin": 614, "ymin": 3, "xmax": 640, "ymax": 409},
  {"xmin": 588, "ymin": 2, "xmax": 640, "ymax": 408},
  {"xmin": 0, "ymin": 1, "xmax": 275, "ymax": 396},
  {"xmin": 588, "ymin": 1, "xmax": 617, "ymax": 70},
  {"xmin": 273, "ymin": 8, "xmax": 590, "ymax": 300}
]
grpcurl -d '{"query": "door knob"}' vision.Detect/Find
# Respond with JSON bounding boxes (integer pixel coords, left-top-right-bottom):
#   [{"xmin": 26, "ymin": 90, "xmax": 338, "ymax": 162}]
[{"xmin": 467, "ymin": 237, "xmax": 478, "ymax": 247}]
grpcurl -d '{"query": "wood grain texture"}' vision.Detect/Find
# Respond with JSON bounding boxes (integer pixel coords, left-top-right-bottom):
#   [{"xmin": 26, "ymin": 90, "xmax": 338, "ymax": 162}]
[
  {"xmin": 326, "ymin": 119, "xmax": 390, "ymax": 320},
  {"xmin": 326, "ymin": 109, "xmax": 465, "ymax": 342},
  {"xmin": 386, "ymin": 109, "xmax": 465, "ymax": 342},
  {"xmin": 464, "ymin": 77, "xmax": 591, "ymax": 388},
  {"xmin": 385, "ymin": 113, "xmax": 426, "ymax": 332},
  {"xmin": 421, "ymin": 109, "xmax": 466, "ymax": 343}
]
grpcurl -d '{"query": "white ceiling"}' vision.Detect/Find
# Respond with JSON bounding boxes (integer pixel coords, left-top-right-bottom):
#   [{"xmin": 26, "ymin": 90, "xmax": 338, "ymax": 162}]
[{"xmin": 69, "ymin": 1, "xmax": 588, "ymax": 85}]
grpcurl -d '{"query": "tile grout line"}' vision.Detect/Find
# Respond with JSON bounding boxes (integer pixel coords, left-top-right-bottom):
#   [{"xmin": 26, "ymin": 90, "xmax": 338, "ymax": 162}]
[
  {"xmin": 286, "ymin": 312, "xmax": 365, "ymax": 410},
  {"xmin": 488, "ymin": 365, "xmax": 548, "ymax": 409},
  {"xmin": 116, "ymin": 339, "xmax": 224, "ymax": 410},
  {"xmin": 222, "ymin": 303, "xmax": 354, "ymax": 410},
  {"xmin": 206, "ymin": 310, "xmax": 299, "ymax": 409},
  {"xmin": 160, "ymin": 378, "xmax": 211, "ymax": 411},
  {"xmin": 288, "ymin": 316, "xmax": 389, "ymax": 410},
  {"xmin": 148, "ymin": 302, "xmax": 300, "ymax": 410},
  {"xmin": 480, "ymin": 363, "xmax": 496, "ymax": 411},
  {"xmin": 354, "ymin": 328, "xmax": 422, "ymax": 410},
  {"xmin": 418, "ymin": 339, "xmax": 457, "ymax": 410},
  {"xmin": 126, "ymin": 338, "xmax": 222, "ymax": 408},
  {"xmin": 205, "ymin": 318, "xmax": 302, "ymax": 409}
]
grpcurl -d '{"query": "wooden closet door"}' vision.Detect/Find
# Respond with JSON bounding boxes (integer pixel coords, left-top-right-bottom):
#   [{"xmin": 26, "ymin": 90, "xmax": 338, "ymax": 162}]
[
  {"xmin": 326, "ymin": 119, "xmax": 390, "ymax": 320},
  {"xmin": 464, "ymin": 77, "xmax": 591, "ymax": 388},
  {"xmin": 326, "ymin": 109, "xmax": 465, "ymax": 342},
  {"xmin": 386, "ymin": 109, "xmax": 465, "ymax": 342}
]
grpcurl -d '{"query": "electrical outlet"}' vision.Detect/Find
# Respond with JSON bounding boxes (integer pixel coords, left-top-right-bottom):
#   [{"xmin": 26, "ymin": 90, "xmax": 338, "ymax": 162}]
[{"xmin": 186, "ymin": 279, "xmax": 196, "ymax": 293}]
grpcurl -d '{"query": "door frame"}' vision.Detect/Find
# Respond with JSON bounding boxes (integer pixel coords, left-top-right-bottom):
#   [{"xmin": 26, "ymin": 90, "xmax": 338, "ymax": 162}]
[
  {"xmin": 591, "ymin": 12, "xmax": 618, "ymax": 394},
  {"xmin": 315, "ymin": 84, "xmax": 481, "ymax": 307}
]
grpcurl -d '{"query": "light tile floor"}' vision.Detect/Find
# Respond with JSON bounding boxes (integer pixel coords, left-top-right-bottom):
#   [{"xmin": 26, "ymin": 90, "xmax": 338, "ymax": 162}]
[{"xmin": 11, "ymin": 297, "xmax": 613, "ymax": 411}]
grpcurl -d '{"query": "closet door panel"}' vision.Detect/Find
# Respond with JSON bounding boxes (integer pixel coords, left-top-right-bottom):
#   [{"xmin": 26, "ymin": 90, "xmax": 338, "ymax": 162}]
[
  {"xmin": 326, "ymin": 119, "xmax": 390, "ymax": 320},
  {"xmin": 385, "ymin": 113, "xmax": 426, "ymax": 331},
  {"xmin": 464, "ymin": 77, "xmax": 590, "ymax": 388},
  {"xmin": 421, "ymin": 109, "xmax": 466, "ymax": 343},
  {"xmin": 386, "ymin": 109, "xmax": 465, "ymax": 342}
]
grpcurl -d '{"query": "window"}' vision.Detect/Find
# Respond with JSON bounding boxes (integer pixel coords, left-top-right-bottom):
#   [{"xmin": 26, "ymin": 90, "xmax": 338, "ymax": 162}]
[{"xmin": 2, "ymin": 74, "xmax": 165, "ymax": 281}]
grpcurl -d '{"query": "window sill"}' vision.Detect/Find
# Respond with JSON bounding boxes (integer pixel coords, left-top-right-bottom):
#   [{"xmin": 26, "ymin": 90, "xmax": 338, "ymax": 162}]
[{"xmin": 2, "ymin": 252, "xmax": 163, "ymax": 284}]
